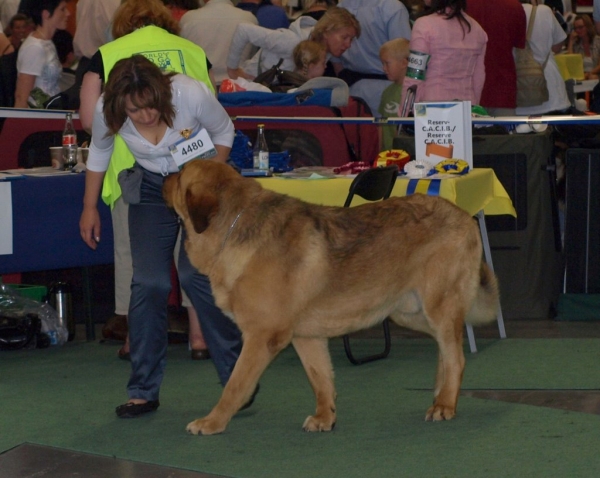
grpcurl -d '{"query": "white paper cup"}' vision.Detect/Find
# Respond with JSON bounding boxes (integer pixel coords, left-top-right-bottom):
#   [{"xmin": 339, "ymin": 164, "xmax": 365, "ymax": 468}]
[{"xmin": 50, "ymin": 147, "xmax": 63, "ymax": 169}]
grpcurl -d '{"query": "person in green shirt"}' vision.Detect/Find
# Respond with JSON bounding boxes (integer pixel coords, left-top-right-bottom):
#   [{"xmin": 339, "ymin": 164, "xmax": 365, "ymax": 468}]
[{"xmin": 378, "ymin": 37, "xmax": 410, "ymax": 152}]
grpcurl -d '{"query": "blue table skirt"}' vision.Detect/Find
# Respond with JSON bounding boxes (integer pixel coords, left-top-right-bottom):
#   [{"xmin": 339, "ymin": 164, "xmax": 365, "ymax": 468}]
[{"xmin": 0, "ymin": 173, "xmax": 114, "ymax": 274}]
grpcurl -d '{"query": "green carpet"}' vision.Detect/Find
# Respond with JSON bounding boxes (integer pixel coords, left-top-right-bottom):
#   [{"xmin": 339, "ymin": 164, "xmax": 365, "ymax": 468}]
[{"xmin": 1, "ymin": 338, "xmax": 599, "ymax": 477}]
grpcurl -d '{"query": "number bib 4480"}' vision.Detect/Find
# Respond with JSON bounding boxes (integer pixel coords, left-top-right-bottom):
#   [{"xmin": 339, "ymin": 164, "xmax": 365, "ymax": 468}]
[{"xmin": 169, "ymin": 128, "xmax": 217, "ymax": 168}]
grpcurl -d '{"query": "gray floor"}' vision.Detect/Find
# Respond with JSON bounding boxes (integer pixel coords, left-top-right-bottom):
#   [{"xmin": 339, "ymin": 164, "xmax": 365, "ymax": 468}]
[
  {"xmin": 1, "ymin": 319, "xmax": 598, "ymax": 477},
  {"xmin": 0, "ymin": 443, "xmax": 225, "ymax": 478}
]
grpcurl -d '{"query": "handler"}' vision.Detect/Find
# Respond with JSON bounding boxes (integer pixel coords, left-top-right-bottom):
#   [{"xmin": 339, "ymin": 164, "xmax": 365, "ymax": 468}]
[{"xmin": 79, "ymin": 55, "xmax": 244, "ymax": 418}]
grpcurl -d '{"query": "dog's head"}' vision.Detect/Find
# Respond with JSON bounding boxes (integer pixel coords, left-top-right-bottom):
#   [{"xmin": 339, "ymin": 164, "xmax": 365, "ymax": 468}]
[{"xmin": 163, "ymin": 160, "xmax": 242, "ymax": 234}]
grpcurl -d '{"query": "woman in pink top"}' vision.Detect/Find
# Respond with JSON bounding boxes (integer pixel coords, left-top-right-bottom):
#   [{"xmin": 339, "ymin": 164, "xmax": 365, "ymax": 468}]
[{"xmin": 402, "ymin": 0, "xmax": 487, "ymax": 107}]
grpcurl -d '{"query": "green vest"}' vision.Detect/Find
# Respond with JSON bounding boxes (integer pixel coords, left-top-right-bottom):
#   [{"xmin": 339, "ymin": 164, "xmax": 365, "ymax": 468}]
[{"xmin": 99, "ymin": 26, "xmax": 214, "ymax": 207}]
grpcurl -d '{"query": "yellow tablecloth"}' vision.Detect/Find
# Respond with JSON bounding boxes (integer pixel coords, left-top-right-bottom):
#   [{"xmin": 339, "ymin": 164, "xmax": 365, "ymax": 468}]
[{"xmin": 257, "ymin": 168, "xmax": 516, "ymax": 217}]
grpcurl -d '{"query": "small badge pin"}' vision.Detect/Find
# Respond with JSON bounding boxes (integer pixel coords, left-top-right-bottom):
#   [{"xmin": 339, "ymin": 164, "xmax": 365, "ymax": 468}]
[{"xmin": 180, "ymin": 128, "xmax": 192, "ymax": 139}]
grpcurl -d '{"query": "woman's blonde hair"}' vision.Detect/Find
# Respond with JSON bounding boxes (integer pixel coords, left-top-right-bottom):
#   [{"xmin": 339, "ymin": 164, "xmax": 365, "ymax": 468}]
[
  {"xmin": 112, "ymin": 0, "xmax": 180, "ymax": 40},
  {"xmin": 293, "ymin": 40, "xmax": 326, "ymax": 75},
  {"xmin": 310, "ymin": 7, "xmax": 360, "ymax": 44},
  {"xmin": 103, "ymin": 55, "xmax": 176, "ymax": 135}
]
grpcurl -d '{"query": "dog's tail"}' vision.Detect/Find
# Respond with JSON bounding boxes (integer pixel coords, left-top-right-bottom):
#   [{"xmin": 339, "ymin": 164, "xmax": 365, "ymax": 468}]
[{"xmin": 465, "ymin": 262, "xmax": 500, "ymax": 325}]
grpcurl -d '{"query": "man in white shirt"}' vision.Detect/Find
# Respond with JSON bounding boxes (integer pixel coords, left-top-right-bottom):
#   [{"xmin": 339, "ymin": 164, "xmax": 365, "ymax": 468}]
[
  {"xmin": 179, "ymin": 0, "xmax": 257, "ymax": 86},
  {"xmin": 334, "ymin": 0, "xmax": 411, "ymax": 116},
  {"xmin": 0, "ymin": 0, "xmax": 19, "ymax": 30},
  {"xmin": 72, "ymin": 0, "xmax": 120, "ymax": 83},
  {"xmin": 516, "ymin": 0, "xmax": 570, "ymax": 116}
]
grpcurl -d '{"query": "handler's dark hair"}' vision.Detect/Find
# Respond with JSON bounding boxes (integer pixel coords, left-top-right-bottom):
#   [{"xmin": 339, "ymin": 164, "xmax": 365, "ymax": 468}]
[{"xmin": 103, "ymin": 55, "xmax": 176, "ymax": 136}]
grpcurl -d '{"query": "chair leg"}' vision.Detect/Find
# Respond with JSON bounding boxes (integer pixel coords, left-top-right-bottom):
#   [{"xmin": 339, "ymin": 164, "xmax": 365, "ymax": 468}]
[{"xmin": 343, "ymin": 318, "xmax": 391, "ymax": 365}]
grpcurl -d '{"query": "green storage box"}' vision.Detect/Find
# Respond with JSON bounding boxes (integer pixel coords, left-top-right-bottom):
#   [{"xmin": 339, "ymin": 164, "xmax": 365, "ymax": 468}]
[
  {"xmin": 556, "ymin": 294, "xmax": 600, "ymax": 321},
  {"xmin": 6, "ymin": 284, "xmax": 48, "ymax": 302}
]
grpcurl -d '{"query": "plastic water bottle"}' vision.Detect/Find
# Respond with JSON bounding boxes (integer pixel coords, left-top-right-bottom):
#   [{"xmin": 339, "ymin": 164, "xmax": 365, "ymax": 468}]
[
  {"xmin": 62, "ymin": 112, "xmax": 78, "ymax": 171},
  {"xmin": 253, "ymin": 124, "xmax": 269, "ymax": 170}
]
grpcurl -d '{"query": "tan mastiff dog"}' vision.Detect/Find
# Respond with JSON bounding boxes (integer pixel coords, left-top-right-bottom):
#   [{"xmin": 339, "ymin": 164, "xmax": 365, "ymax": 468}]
[{"xmin": 163, "ymin": 160, "xmax": 499, "ymax": 435}]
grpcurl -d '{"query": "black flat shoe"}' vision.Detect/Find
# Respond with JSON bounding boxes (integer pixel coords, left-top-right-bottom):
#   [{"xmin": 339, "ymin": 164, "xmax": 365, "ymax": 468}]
[{"xmin": 115, "ymin": 400, "xmax": 160, "ymax": 418}]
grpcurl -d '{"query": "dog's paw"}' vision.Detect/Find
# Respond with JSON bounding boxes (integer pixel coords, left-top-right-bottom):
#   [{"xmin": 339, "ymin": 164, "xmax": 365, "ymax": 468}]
[
  {"xmin": 302, "ymin": 414, "xmax": 336, "ymax": 432},
  {"xmin": 425, "ymin": 404, "xmax": 456, "ymax": 422},
  {"xmin": 186, "ymin": 417, "xmax": 227, "ymax": 436}
]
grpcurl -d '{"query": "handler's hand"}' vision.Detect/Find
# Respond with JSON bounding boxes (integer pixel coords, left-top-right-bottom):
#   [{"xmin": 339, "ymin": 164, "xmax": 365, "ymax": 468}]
[{"xmin": 80, "ymin": 206, "xmax": 101, "ymax": 250}]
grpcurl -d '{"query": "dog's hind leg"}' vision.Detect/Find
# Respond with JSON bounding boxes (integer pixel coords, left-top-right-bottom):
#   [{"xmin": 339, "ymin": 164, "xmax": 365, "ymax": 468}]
[
  {"xmin": 425, "ymin": 315, "xmax": 466, "ymax": 422},
  {"xmin": 292, "ymin": 337, "xmax": 336, "ymax": 432},
  {"xmin": 186, "ymin": 329, "xmax": 292, "ymax": 435}
]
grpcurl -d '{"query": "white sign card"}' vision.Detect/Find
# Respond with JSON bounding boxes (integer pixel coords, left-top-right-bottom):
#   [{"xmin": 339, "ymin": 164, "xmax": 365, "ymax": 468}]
[
  {"xmin": 169, "ymin": 128, "xmax": 217, "ymax": 168},
  {"xmin": 0, "ymin": 182, "xmax": 13, "ymax": 255},
  {"xmin": 413, "ymin": 101, "xmax": 473, "ymax": 168}
]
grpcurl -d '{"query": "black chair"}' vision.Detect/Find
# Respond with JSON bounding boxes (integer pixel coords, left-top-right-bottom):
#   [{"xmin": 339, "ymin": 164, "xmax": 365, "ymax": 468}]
[{"xmin": 341, "ymin": 165, "xmax": 398, "ymax": 365}]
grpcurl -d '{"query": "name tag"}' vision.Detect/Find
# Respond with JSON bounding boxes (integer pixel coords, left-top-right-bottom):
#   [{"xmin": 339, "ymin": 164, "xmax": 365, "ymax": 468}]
[
  {"xmin": 169, "ymin": 128, "xmax": 217, "ymax": 168},
  {"xmin": 406, "ymin": 50, "xmax": 430, "ymax": 81}
]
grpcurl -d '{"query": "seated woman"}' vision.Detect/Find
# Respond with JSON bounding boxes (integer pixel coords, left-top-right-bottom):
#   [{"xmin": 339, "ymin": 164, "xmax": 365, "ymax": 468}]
[
  {"xmin": 14, "ymin": 0, "xmax": 70, "ymax": 108},
  {"xmin": 567, "ymin": 14, "xmax": 600, "ymax": 80},
  {"xmin": 226, "ymin": 6, "xmax": 359, "ymax": 81}
]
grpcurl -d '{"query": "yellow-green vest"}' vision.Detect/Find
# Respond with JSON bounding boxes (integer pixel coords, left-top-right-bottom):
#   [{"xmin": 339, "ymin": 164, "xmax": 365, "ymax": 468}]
[{"xmin": 99, "ymin": 26, "xmax": 214, "ymax": 207}]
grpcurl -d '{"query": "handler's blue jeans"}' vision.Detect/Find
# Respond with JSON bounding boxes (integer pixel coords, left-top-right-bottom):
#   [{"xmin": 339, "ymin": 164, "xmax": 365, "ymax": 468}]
[{"xmin": 126, "ymin": 168, "xmax": 242, "ymax": 401}]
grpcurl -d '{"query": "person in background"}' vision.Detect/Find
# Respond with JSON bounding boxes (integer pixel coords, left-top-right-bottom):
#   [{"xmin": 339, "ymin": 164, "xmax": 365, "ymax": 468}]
[
  {"xmin": 0, "ymin": 0, "xmax": 19, "ymax": 29},
  {"xmin": 467, "ymin": 0, "xmax": 526, "ymax": 116},
  {"xmin": 378, "ymin": 37, "xmax": 409, "ymax": 151},
  {"xmin": 515, "ymin": 0, "xmax": 570, "ymax": 116},
  {"xmin": 14, "ymin": 0, "xmax": 70, "ymax": 108},
  {"xmin": 298, "ymin": 0, "xmax": 337, "ymax": 21},
  {"xmin": 402, "ymin": 0, "xmax": 487, "ymax": 106},
  {"xmin": 333, "ymin": 0, "xmax": 412, "ymax": 116},
  {"xmin": 4, "ymin": 12, "xmax": 32, "ymax": 52},
  {"xmin": 52, "ymin": 27, "xmax": 76, "ymax": 91},
  {"xmin": 72, "ymin": 0, "xmax": 120, "ymax": 86},
  {"xmin": 0, "ymin": 29, "xmax": 12, "ymax": 55},
  {"xmin": 237, "ymin": 0, "xmax": 289, "ymax": 30},
  {"xmin": 292, "ymin": 39, "xmax": 327, "ymax": 79},
  {"xmin": 227, "ymin": 6, "xmax": 359, "ymax": 80},
  {"xmin": 568, "ymin": 14, "xmax": 600, "ymax": 79},
  {"xmin": 79, "ymin": 0, "xmax": 225, "ymax": 364},
  {"xmin": 161, "ymin": 0, "xmax": 200, "ymax": 22},
  {"xmin": 595, "ymin": 0, "xmax": 600, "ymax": 34},
  {"xmin": 179, "ymin": 0, "xmax": 258, "ymax": 87},
  {"xmin": 80, "ymin": 55, "xmax": 243, "ymax": 418}
]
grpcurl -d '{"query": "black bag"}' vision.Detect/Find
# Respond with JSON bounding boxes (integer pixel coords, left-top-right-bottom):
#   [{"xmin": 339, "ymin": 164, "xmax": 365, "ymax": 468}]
[
  {"xmin": 0, "ymin": 313, "xmax": 43, "ymax": 351},
  {"xmin": 117, "ymin": 164, "xmax": 144, "ymax": 205},
  {"xmin": 254, "ymin": 59, "xmax": 307, "ymax": 93}
]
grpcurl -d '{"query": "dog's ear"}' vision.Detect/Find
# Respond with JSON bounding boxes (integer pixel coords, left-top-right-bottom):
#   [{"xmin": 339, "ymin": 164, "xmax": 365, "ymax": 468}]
[{"xmin": 185, "ymin": 187, "xmax": 219, "ymax": 234}]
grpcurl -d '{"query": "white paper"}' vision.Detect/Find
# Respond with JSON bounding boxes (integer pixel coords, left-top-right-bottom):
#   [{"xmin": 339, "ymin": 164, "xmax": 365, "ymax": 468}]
[
  {"xmin": 413, "ymin": 101, "xmax": 473, "ymax": 168},
  {"xmin": 169, "ymin": 128, "xmax": 217, "ymax": 168},
  {"xmin": 0, "ymin": 182, "xmax": 13, "ymax": 255}
]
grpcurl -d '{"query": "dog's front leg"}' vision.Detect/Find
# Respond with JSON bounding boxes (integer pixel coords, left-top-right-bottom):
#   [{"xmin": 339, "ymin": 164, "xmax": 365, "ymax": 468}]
[
  {"xmin": 292, "ymin": 337, "xmax": 337, "ymax": 432},
  {"xmin": 186, "ymin": 331, "xmax": 291, "ymax": 435}
]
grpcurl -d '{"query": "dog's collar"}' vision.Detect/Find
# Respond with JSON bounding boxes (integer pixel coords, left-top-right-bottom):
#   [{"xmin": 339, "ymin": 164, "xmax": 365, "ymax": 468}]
[{"xmin": 219, "ymin": 210, "xmax": 244, "ymax": 254}]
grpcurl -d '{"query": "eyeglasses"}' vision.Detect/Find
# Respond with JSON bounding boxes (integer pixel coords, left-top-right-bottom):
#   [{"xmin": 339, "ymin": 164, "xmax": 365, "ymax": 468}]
[{"xmin": 574, "ymin": 25, "xmax": 586, "ymax": 30}]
